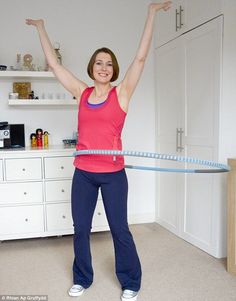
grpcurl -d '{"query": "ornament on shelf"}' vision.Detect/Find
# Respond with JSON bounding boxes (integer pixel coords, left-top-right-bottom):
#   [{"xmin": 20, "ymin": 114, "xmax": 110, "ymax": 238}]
[
  {"xmin": 13, "ymin": 82, "xmax": 31, "ymax": 99},
  {"xmin": 36, "ymin": 128, "xmax": 43, "ymax": 147},
  {"xmin": 15, "ymin": 53, "xmax": 22, "ymax": 71},
  {"xmin": 43, "ymin": 131, "xmax": 49, "ymax": 148},
  {"xmin": 22, "ymin": 53, "xmax": 35, "ymax": 71},
  {"xmin": 30, "ymin": 133, "xmax": 37, "ymax": 147},
  {"xmin": 30, "ymin": 129, "xmax": 50, "ymax": 148},
  {"xmin": 29, "ymin": 90, "xmax": 35, "ymax": 99}
]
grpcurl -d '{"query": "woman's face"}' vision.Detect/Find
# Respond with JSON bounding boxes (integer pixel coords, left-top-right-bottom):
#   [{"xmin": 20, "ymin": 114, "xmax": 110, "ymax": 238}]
[{"xmin": 93, "ymin": 52, "xmax": 114, "ymax": 83}]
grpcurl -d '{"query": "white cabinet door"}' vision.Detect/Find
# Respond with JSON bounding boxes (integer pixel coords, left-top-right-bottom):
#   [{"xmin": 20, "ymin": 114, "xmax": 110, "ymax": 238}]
[
  {"xmin": 156, "ymin": 17, "xmax": 223, "ymax": 256},
  {"xmin": 184, "ymin": 17, "xmax": 222, "ymax": 149},
  {"xmin": 185, "ymin": 0, "xmax": 222, "ymax": 31},
  {"xmin": 182, "ymin": 17, "xmax": 222, "ymax": 254},
  {"xmin": 157, "ymin": 144, "xmax": 185, "ymax": 235},
  {"xmin": 155, "ymin": 0, "xmax": 185, "ymax": 48},
  {"xmin": 155, "ymin": 0, "xmax": 222, "ymax": 48},
  {"xmin": 156, "ymin": 37, "xmax": 185, "ymax": 149},
  {"xmin": 156, "ymin": 37, "xmax": 185, "ymax": 235}
]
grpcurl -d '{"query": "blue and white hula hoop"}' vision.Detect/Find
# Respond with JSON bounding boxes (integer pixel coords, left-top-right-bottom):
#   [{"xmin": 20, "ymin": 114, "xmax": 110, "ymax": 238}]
[{"xmin": 74, "ymin": 149, "xmax": 230, "ymax": 173}]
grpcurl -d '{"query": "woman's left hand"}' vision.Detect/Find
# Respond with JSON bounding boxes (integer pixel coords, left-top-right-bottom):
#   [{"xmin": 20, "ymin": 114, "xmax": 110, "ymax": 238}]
[{"xmin": 149, "ymin": 1, "xmax": 172, "ymax": 13}]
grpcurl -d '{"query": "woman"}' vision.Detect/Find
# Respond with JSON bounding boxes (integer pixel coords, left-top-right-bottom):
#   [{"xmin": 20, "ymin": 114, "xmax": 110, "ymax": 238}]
[{"xmin": 26, "ymin": 2, "xmax": 171, "ymax": 300}]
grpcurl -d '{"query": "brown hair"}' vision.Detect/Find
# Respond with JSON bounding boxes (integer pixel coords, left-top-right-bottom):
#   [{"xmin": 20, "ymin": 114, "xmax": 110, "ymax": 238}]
[{"xmin": 87, "ymin": 47, "xmax": 119, "ymax": 82}]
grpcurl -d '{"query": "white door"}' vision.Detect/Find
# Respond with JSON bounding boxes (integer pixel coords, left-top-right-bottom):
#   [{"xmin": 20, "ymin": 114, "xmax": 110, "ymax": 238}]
[
  {"xmin": 155, "ymin": 0, "xmax": 185, "ymax": 48},
  {"xmin": 182, "ymin": 17, "xmax": 222, "ymax": 255},
  {"xmin": 185, "ymin": 0, "xmax": 222, "ymax": 31},
  {"xmin": 156, "ymin": 16, "xmax": 223, "ymax": 256},
  {"xmin": 155, "ymin": 37, "xmax": 185, "ymax": 235},
  {"xmin": 155, "ymin": 0, "xmax": 222, "ymax": 48}
]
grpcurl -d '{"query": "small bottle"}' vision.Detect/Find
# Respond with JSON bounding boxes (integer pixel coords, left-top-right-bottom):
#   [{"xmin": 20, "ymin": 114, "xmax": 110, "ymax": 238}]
[
  {"xmin": 29, "ymin": 91, "xmax": 35, "ymax": 99},
  {"xmin": 15, "ymin": 53, "xmax": 22, "ymax": 71}
]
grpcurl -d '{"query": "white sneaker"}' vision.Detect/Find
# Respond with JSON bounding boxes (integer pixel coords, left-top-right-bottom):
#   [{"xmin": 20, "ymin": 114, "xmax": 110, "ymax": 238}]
[
  {"xmin": 68, "ymin": 284, "xmax": 85, "ymax": 297},
  {"xmin": 121, "ymin": 289, "xmax": 138, "ymax": 301}
]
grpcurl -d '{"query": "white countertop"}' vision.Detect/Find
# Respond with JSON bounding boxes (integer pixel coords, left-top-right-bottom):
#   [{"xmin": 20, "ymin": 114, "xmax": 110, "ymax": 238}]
[{"xmin": 0, "ymin": 145, "xmax": 76, "ymax": 154}]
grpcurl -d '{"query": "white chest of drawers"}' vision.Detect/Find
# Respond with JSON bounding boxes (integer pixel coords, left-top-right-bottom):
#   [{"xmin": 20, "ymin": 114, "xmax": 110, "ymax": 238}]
[{"xmin": 0, "ymin": 146, "xmax": 108, "ymax": 241}]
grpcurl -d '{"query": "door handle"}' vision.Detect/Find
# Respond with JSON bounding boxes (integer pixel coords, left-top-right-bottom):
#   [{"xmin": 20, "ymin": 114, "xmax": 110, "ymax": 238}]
[
  {"xmin": 179, "ymin": 128, "xmax": 184, "ymax": 151},
  {"xmin": 179, "ymin": 5, "xmax": 184, "ymax": 28},
  {"xmin": 175, "ymin": 8, "xmax": 180, "ymax": 31},
  {"xmin": 176, "ymin": 6, "xmax": 184, "ymax": 31},
  {"xmin": 176, "ymin": 128, "xmax": 184, "ymax": 152}
]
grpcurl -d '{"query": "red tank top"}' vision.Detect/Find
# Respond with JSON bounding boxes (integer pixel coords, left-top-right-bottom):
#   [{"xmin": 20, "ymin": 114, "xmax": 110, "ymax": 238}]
[{"xmin": 73, "ymin": 86, "xmax": 127, "ymax": 172}]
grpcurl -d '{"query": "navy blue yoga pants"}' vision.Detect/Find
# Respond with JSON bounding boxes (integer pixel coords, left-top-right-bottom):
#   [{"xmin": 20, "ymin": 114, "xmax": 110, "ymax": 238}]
[{"xmin": 71, "ymin": 168, "xmax": 142, "ymax": 291}]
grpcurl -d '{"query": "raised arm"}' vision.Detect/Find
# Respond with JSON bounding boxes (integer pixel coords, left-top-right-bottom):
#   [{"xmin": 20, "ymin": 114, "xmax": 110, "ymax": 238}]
[
  {"xmin": 117, "ymin": 2, "xmax": 171, "ymax": 111},
  {"xmin": 25, "ymin": 19, "xmax": 87, "ymax": 100}
]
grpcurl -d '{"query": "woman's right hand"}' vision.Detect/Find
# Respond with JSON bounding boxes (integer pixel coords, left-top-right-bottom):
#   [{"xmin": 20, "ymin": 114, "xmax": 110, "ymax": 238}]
[{"xmin": 25, "ymin": 19, "xmax": 44, "ymax": 27}]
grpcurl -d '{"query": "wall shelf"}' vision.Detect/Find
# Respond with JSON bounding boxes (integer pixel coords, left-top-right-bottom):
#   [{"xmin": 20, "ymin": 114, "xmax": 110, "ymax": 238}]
[
  {"xmin": 0, "ymin": 71, "xmax": 55, "ymax": 78},
  {"xmin": 2, "ymin": 71, "xmax": 75, "ymax": 106},
  {"xmin": 8, "ymin": 98, "xmax": 77, "ymax": 106}
]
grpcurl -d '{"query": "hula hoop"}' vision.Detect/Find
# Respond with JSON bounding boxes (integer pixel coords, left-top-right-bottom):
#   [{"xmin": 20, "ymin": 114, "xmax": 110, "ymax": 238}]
[{"xmin": 74, "ymin": 150, "xmax": 230, "ymax": 173}]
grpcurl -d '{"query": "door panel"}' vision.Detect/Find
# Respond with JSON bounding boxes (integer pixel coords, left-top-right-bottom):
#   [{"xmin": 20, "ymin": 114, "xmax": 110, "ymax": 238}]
[
  {"xmin": 156, "ymin": 37, "xmax": 184, "ymax": 141},
  {"xmin": 155, "ymin": 0, "xmax": 184, "ymax": 48},
  {"xmin": 157, "ymin": 143, "xmax": 184, "ymax": 235},
  {"xmin": 182, "ymin": 18, "xmax": 222, "ymax": 252},
  {"xmin": 156, "ymin": 17, "xmax": 222, "ymax": 256},
  {"xmin": 185, "ymin": 18, "xmax": 222, "ymax": 146},
  {"xmin": 185, "ymin": 0, "xmax": 222, "ymax": 31},
  {"xmin": 183, "ymin": 146, "xmax": 214, "ymax": 251},
  {"xmin": 156, "ymin": 37, "xmax": 185, "ymax": 235}
]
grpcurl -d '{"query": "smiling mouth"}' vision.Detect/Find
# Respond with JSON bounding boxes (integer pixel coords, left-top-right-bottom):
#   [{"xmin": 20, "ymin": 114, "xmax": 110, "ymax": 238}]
[{"xmin": 98, "ymin": 73, "xmax": 109, "ymax": 77}]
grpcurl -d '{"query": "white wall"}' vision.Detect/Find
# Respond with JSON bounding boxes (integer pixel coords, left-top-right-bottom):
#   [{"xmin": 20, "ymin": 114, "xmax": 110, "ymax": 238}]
[
  {"xmin": 217, "ymin": 0, "xmax": 236, "ymax": 257},
  {"xmin": 220, "ymin": 0, "xmax": 236, "ymax": 161},
  {"xmin": 0, "ymin": 0, "xmax": 156, "ymax": 223}
]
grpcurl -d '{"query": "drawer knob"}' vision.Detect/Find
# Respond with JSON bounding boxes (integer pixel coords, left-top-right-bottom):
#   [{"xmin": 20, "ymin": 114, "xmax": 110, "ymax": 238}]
[
  {"xmin": 22, "ymin": 168, "xmax": 26, "ymax": 171},
  {"xmin": 25, "ymin": 218, "xmax": 28, "ymax": 222},
  {"xmin": 24, "ymin": 192, "xmax": 27, "ymax": 195},
  {"xmin": 61, "ymin": 189, "xmax": 65, "ymax": 193},
  {"xmin": 60, "ymin": 166, "xmax": 64, "ymax": 170},
  {"xmin": 62, "ymin": 215, "xmax": 66, "ymax": 219},
  {"xmin": 98, "ymin": 212, "xmax": 101, "ymax": 216}
]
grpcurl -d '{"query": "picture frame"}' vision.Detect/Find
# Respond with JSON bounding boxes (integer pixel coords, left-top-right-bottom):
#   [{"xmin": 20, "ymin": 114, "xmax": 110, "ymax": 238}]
[{"xmin": 13, "ymin": 82, "xmax": 31, "ymax": 99}]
